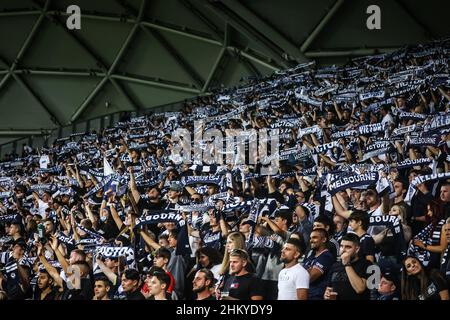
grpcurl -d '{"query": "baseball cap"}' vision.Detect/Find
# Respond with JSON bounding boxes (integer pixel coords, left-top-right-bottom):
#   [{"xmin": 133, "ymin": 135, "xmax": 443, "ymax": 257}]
[{"xmin": 382, "ymin": 271, "xmax": 400, "ymax": 289}]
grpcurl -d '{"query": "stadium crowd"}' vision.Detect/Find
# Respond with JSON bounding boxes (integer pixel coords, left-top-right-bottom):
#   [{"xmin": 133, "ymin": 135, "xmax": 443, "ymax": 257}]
[{"xmin": 0, "ymin": 39, "xmax": 450, "ymax": 300}]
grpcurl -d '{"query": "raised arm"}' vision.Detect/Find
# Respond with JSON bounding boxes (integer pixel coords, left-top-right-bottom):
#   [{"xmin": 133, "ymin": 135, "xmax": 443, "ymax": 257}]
[
  {"xmin": 37, "ymin": 242, "xmax": 63, "ymax": 288},
  {"xmin": 84, "ymin": 200, "xmax": 97, "ymax": 229},
  {"xmin": 109, "ymin": 202, "xmax": 124, "ymax": 230},
  {"xmin": 140, "ymin": 229, "xmax": 161, "ymax": 251},
  {"xmin": 95, "ymin": 255, "xmax": 118, "ymax": 285},
  {"xmin": 332, "ymin": 195, "xmax": 351, "ymax": 219},
  {"xmin": 49, "ymin": 236, "xmax": 70, "ymax": 274},
  {"xmin": 127, "ymin": 166, "xmax": 141, "ymax": 203}
]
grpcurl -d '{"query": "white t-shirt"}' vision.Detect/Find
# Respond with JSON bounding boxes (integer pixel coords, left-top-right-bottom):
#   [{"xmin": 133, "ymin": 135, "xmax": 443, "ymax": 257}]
[
  {"xmin": 277, "ymin": 263, "xmax": 310, "ymax": 300},
  {"xmin": 382, "ymin": 113, "xmax": 394, "ymax": 126},
  {"xmin": 37, "ymin": 199, "xmax": 49, "ymax": 219}
]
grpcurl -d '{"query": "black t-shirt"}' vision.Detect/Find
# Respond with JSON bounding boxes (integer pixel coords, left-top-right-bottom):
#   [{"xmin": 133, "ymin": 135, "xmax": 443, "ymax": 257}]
[
  {"xmin": 359, "ymin": 233, "xmax": 375, "ymax": 260},
  {"xmin": 198, "ymin": 294, "xmax": 216, "ymax": 300},
  {"xmin": 59, "ymin": 278, "xmax": 93, "ymax": 300},
  {"xmin": 125, "ymin": 288, "xmax": 146, "ymax": 300},
  {"xmin": 98, "ymin": 219, "xmax": 120, "ymax": 240},
  {"xmin": 411, "ymin": 191, "xmax": 433, "ymax": 235},
  {"xmin": 408, "ymin": 270, "xmax": 448, "ymax": 300},
  {"xmin": 137, "ymin": 197, "xmax": 163, "ymax": 212},
  {"xmin": 222, "ymin": 273, "xmax": 263, "ymax": 300},
  {"xmin": 33, "ymin": 287, "xmax": 58, "ymax": 300},
  {"xmin": 327, "ymin": 258, "xmax": 372, "ymax": 300}
]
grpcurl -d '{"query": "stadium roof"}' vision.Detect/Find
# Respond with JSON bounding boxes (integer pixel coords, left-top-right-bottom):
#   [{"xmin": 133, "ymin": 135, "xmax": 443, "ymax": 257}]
[{"xmin": 0, "ymin": 0, "xmax": 449, "ymax": 145}]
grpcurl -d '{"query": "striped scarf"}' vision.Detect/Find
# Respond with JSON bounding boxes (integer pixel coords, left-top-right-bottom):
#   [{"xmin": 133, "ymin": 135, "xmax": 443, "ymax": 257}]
[{"xmin": 408, "ymin": 220, "xmax": 445, "ymax": 266}]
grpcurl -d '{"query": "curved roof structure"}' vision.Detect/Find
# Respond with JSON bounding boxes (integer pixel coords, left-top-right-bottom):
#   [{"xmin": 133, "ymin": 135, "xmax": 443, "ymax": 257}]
[{"xmin": 0, "ymin": 0, "xmax": 449, "ymax": 146}]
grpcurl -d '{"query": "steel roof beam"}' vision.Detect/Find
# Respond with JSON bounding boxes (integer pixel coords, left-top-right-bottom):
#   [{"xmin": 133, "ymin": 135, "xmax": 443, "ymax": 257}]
[
  {"xmin": 0, "ymin": 129, "xmax": 52, "ymax": 136},
  {"xmin": 202, "ymin": 47, "xmax": 226, "ymax": 92},
  {"xmin": 54, "ymin": 0, "xmax": 147, "ymax": 123},
  {"xmin": 300, "ymin": 0, "xmax": 345, "ymax": 53},
  {"xmin": 395, "ymin": 0, "xmax": 436, "ymax": 39},
  {"xmin": 204, "ymin": 1, "xmax": 291, "ymax": 69},
  {"xmin": 226, "ymin": 47, "xmax": 280, "ymax": 72},
  {"xmin": 115, "ymin": 0, "xmax": 206, "ymax": 90},
  {"xmin": 111, "ymin": 74, "xmax": 201, "ymax": 94},
  {"xmin": 0, "ymin": 0, "xmax": 49, "ymax": 99},
  {"xmin": 140, "ymin": 27, "xmax": 205, "ymax": 90},
  {"xmin": 12, "ymin": 73, "xmax": 62, "ymax": 126},
  {"xmin": 221, "ymin": 0, "xmax": 309, "ymax": 63},
  {"xmin": 1, "ymin": 52, "xmax": 61, "ymax": 126},
  {"xmin": 305, "ymin": 47, "xmax": 402, "ymax": 57},
  {"xmin": 0, "ymin": 10, "xmax": 41, "ymax": 17},
  {"xmin": 70, "ymin": 77, "xmax": 109, "ymax": 123},
  {"xmin": 177, "ymin": 0, "xmax": 224, "ymax": 41},
  {"xmin": 14, "ymin": 68, "xmax": 107, "ymax": 77}
]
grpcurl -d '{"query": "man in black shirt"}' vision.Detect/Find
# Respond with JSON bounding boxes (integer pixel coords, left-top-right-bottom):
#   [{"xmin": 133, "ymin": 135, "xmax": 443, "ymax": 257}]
[
  {"xmin": 348, "ymin": 210, "xmax": 375, "ymax": 263},
  {"xmin": 393, "ymin": 178, "xmax": 412, "ymax": 222},
  {"xmin": 324, "ymin": 233, "xmax": 372, "ymax": 300},
  {"xmin": 121, "ymin": 269, "xmax": 145, "ymax": 300},
  {"xmin": 193, "ymin": 269, "xmax": 216, "ymax": 300},
  {"xmin": 220, "ymin": 249, "xmax": 263, "ymax": 300}
]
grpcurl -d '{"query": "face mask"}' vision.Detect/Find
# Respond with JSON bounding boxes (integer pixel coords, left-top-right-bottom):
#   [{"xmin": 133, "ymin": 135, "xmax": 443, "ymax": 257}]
[
  {"xmin": 446, "ymin": 141, "xmax": 450, "ymax": 148},
  {"xmin": 100, "ymin": 216, "xmax": 107, "ymax": 222}
]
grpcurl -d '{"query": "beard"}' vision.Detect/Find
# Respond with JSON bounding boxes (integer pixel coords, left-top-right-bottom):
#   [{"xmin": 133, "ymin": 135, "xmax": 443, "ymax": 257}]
[
  {"xmin": 280, "ymin": 256, "xmax": 292, "ymax": 264},
  {"xmin": 192, "ymin": 284, "xmax": 206, "ymax": 293}
]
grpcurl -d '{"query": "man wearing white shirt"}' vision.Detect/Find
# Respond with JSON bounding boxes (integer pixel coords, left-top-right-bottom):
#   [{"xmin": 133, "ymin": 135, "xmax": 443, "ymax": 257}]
[
  {"xmin": 381, "ymin": 105, "xmax": 394, "ymax": 126},
  {"xmin": 277, "ymin": 238, "xmax": 310, "ymax": 300},
  {"xmin": 33, "ymin": 191, "xmax": 51, "ymax": 219}
]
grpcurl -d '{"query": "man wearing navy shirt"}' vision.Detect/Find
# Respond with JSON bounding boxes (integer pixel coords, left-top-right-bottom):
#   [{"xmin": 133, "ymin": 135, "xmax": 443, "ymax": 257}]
[
  {"xmin": 303, "ymin": 228, "xmax": 336, "ymax": 299},
  {"xmin": 200, "ymin": 209, "xmax": 229, "ymax": 252}
]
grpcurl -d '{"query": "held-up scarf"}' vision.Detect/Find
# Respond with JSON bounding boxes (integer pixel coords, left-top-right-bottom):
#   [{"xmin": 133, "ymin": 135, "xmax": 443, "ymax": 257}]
[
  {"xmin": 408, "ymin": 136, "xmax": 440, "ymax": 148},
  {"xmin": 95, "ymin": 246, "xmax": 136, "ymax": 268},
  {"xmin": 362, "ymin": 140, "xmax": 393, "ymax": 161},
  {"xmin": 327, "ymin": 172, "xmax": 379, "ymax": 195},
  {"xmin": 369, "ymin": 215, "xmax": 406, "ymax": 260},
  {"xmin": 395, "ymin": 158, "xmax": 432, "ymax": 170},
  {"xmin": 358, "ymin": 123, "xmax": 386, "ymax": 136},
  {"xmin": 404, "ymin": 172, "xmax": 450, "ymax": 205},
  {"xmin": 181, "ymin": 175, "xmax": 223, "ymax": 187}
]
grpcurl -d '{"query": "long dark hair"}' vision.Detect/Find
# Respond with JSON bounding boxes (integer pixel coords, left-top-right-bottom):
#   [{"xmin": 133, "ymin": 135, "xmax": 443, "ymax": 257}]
[
  {"xmin": 426, "ymin": 200, "xmax": 444, "ymax": 227},
  {"xmin": 196, "ymin": 247, "xmax": 223, "ymax": 269},
  {"xmin": 400, "ymin": 256, "xmax": 443, "ymax": 300}
]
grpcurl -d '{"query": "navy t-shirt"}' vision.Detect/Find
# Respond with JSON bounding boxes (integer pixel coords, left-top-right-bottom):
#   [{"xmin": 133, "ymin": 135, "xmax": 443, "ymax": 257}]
[
  {"xmin": 303, "ymin": 249, "xmax": 335, "ymax": 300},
  {"xmin": 201, "ymin": 229, "xmax": 222, "ymax": 252}
]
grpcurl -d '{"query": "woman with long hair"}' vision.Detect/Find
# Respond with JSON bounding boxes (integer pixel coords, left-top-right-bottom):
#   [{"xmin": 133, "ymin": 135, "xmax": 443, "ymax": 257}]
[
  {"xmin": 186, "ymin": 247, "xmax": 222, "ymax": 284},
  {"xmin": 219, "ymin": 231, "xmax": 247, "ymax": 276},
  {"xmin": 410, "ymin": 200, "xmax": 448, "ymax": 269},
  {"xmin": 401, "ymin": 256, "xmax": 449, "ymax": 300}
]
